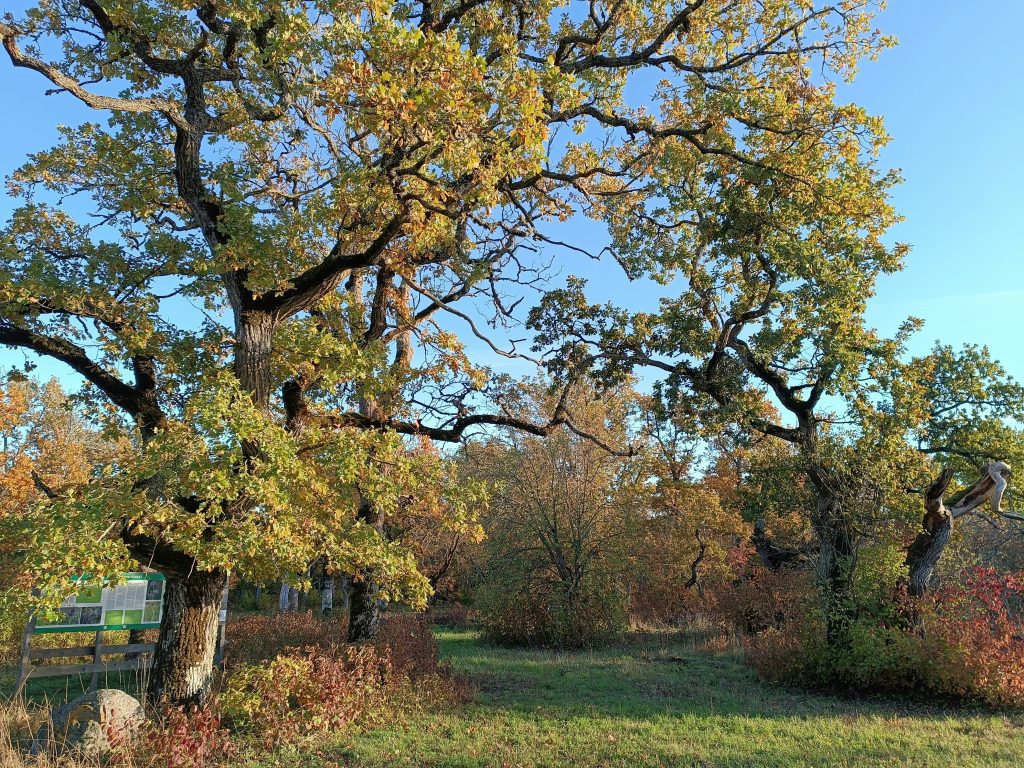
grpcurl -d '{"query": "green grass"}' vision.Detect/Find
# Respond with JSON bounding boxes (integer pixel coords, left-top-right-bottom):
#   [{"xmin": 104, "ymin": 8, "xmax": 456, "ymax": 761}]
[
  {"xmin": 317, "ymin": 628, "xmax": 1024, "ymax": 768},
  {"xmin": 6, "ymin": 627, "xmax": 1023, "ymax": 767},
  {"xmin": 0, "ymin": 627, "xmax": 151, "ymax": 705}
]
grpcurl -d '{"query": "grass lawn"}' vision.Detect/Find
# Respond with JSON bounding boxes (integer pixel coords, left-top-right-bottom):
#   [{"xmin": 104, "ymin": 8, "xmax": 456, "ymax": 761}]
[
  {"xmin": 316, "ymin": 628, "xmax": 1023, "ymax": 768},
  {"xmin": 5, "ymin": 626, "xmax": 1022, "ymax": 767}
]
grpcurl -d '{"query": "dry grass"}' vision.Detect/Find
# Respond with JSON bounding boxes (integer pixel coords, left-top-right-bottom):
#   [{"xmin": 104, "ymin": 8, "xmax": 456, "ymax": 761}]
[{"xmin": 0, "ymin": 699, "xmax": 97, "ymax": 768}]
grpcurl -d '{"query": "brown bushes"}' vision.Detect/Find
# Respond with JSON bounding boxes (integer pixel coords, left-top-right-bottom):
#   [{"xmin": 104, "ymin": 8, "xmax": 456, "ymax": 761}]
[{"xmin": 218, "ymin": 612, "xmax": 471, "ymax": 748}]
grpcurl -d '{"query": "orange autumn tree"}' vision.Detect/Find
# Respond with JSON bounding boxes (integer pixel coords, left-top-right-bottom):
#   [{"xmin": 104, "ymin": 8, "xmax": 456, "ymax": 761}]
[
  {"xmin": 0, "ymin": 376, "xmax": 118, "ymax": 645},
  {"xmin": 629, "ymin": 410, "xmax": 749, "ymax": 622}
]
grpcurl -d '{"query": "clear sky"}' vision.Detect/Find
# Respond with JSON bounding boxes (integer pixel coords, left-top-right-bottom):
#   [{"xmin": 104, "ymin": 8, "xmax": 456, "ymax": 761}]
[
  {"xmin": 2, "ymin": 0, "xmax": 1023, "ymax": 386},
  {"xmin": 847, "ymin": 0, "xmax": 1024, "ymax": 378}
]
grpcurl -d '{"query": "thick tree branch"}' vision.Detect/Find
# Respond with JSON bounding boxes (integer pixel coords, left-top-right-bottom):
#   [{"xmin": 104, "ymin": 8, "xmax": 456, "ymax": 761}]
[
  {"xmin": 254, "ymin": 216, "xmax": 406, "ymax": 318},
  {"xmin": 0, "ymin": 322, "xmax": 167, "ymax": 434},
  {"xmin": 0, "ymin": 22, "xmax": 186, "ymax": 128}
]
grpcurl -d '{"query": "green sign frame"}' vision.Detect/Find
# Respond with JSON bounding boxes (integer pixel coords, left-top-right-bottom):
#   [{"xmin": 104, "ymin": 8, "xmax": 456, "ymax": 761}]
[{"xmin": 34, "ymin": 573, "xmax": 166, "ymax": 634}]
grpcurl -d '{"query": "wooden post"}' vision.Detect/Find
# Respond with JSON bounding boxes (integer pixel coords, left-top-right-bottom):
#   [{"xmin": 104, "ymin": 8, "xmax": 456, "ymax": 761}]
[
  {"xmin": 214, "ymin": 572, "xmax": 230, "ymax": 668},
  {"xmin": 15, "ymin": 616, "xmax": 35, "ymax": 698},
  {"xmin": 89, "ymin": 630, "xmax": 103, "ymax": 692}
]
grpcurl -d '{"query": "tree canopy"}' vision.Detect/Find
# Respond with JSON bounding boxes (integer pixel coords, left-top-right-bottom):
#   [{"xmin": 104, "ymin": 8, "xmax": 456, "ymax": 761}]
[{"xmin": 8, "ymin": 0, "xmax": 1016, "ymax": 705}]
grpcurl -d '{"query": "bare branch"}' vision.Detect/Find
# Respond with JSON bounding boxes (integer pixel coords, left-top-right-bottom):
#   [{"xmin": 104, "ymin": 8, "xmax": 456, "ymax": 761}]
[{"xmin": 0, "ymin": 23, "xmax": 186, "ymax": 128}]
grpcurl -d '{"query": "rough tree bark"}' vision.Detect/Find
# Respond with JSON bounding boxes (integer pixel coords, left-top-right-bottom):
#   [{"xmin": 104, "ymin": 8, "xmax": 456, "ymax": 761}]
[
  {"xmin": 798, "ymin": 451, "xmax": 861, "ymax": 647},
  {"xmin": 815, "ymin": 507, "xmax": 857, "ymax": 646},
  {"xmin": 347, "ymin": 574, "xmax": 385, "ymax": 642},
  {"xmin": 347, "ymin": 494, "xmax": 386, "ymax": 642},
  {"xmin": 906, "ymin": 462, "xmax": 1012, "ymax": 597},
  {"xmin": 148, "ymin": 569, "xmax": 225, "ymax": 707}
]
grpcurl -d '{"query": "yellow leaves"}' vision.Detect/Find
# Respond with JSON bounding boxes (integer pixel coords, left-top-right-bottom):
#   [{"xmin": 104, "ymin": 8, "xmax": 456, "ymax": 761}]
[
  {"xmin": 0, "ymin": 379, "xmax": 32, "ymax": 434},
  {"xmin": 0, "ymin": 368, "xmax": 453, "ymax": 606}
]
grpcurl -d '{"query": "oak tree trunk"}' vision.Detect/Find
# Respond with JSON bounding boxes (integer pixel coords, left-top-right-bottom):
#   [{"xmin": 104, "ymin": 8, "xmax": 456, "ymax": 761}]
[
  {"xmin": 813, "ymin": 496, "xmax": 857, "ymax": 647},
  {"xmin": 234, "ymin": 311, "xmax": 276, "ymax": 409},
  {"xmin": 347, "ymin": 574, "xmax": 384, "ymax": 642},
  {"xmin": 906, "ymin": 516, "xmax": 952, "ymax": 598},
  {"xmin": 147, "ymin": 569, "xmax": 224, "ymax": 707},
  {"xmin": 348, "ymin": 496, "xmax": 385, "ymax": 641}
]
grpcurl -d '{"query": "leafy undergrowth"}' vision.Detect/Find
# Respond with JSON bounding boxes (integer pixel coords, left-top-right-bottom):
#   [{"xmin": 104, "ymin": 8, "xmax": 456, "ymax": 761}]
[
  {"xmin": 5, "ymin": 623, "xmax": 1024, "ymax": 767},
  {"xmin": 328, "ymin": 628, "xmax": 1024, "ymax": 768},
  {"xmin": 0, "ymin": 613, "xmax": 470, "ymax": 767},
  {"xmin": 739, "ymin": 566, "xmax": 1024, "ymax": 707}
]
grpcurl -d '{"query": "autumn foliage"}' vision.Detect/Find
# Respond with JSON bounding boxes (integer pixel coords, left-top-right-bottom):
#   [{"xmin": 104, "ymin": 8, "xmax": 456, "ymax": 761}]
[
  {"xmin": 218, "ymin": 612, "xmax": 469, "ymax": 748},
  {"xmin": 0, "ymin": 377, "xmax": 122, "ymax": 643},
  {"xmin": 921, "ymin": 568, "xmax": 1024, "ymax": 706},
  {"xmin": 740, "ymin": 566, "xmax": 1024, "ymax": 707},
  {"xmin": 141, "ymin": 705, "xmax": 236, "ymax": 768}
]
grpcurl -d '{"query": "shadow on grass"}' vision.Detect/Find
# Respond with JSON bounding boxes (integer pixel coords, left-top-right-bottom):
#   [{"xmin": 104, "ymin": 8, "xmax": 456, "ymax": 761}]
[
  {"xmin": 329, "ymin": 629, "xmax": 1024, "ymax": 768},
  {"xmin": 436, "ymin": 628, "xmax": 1018, "ymax": 724},
  {"xmin": 0, "ymin": 667, "xmax": 147, "ymax": 707}
]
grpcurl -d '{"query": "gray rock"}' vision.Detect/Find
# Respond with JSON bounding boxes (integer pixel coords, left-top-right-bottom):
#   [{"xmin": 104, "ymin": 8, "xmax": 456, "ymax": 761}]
[{"xmin": 33, "ymin": 688, "xmax": 145, "ymax": 760}]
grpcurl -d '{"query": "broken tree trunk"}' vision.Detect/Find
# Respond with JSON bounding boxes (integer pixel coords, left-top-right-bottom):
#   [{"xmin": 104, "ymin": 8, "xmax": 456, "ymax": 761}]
[{"xmin": 906, "ymin": 461, "xmax": 1012, "ymax": 597}]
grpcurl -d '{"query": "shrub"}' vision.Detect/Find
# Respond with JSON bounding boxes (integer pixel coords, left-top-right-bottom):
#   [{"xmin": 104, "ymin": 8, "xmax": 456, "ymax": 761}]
[
  {"xmin": 141, "ymin": 705, "xmax": 235, "ymax": 768},
  {"xmin": 920, "ymin": 568, "xmax": 1024, "ymax": 706},
  {"xmin": 463, "ymin": 399, "xmax": 643, "ymax": 650},
  {"xmin": 220, "ymin": 643, "xmax": 393, "ymax": 747},
  {"xmin": 374, "ymin": 614, "xmax": 443, "ymax": 680},
  {"xmin": 739, "ymin": 563, "xmax": 1024, "ymax": 707},
  {"xmin": 375, "ymin": 614, "xmax": 475, "ymax": 706},
  {"xmin": 219, "ymin": 612, "xmax": 471, "ymax": 747},
  {"xmin": 476, "ymin": 569, "xmax": 629, "ymax": 649},
  {"xmin": 713, "ymin": 566, "xmax": 818, "ymax": 636},
  {"xmin": 225, "ymin": 611, "xmax": 348, "ymax": 665},
  {"xmin": 629, "ymin": 573, "xmax": 713, "ymax": 626},
  {"xmin": 426, "ymin": 602, "xmax": 473, "ymax": 629}
]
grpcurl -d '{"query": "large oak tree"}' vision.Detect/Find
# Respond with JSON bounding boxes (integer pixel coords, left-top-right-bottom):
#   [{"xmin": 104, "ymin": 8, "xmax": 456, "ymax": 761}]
[{"xmin": 1, "ymin": 0, "xmax": 892, "ymax": 703}]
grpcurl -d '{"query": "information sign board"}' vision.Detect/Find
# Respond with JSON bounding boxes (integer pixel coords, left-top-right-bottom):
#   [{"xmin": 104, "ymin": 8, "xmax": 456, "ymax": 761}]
[{"xmin": 34, "ymin": 573, "xmax": 165, "ymax": 634}]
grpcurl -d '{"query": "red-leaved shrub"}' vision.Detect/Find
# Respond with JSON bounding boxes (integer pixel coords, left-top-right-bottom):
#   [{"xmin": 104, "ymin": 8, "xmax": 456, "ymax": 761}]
[
  {"xmin": 220, "ymin": 612, "xmax": 472, "ymax": 747},
  {"xmin": 920, "ymin": 568, "xmax": 1024, "ymax": 706},
  {"xmin": 142, "ymin": 705, "xmax": 235, "ymax": 768},
  {"xmin": 224, "ymin": 611, "xmax": 349, "ymax": 665},
  {"xmin": 376, "ymin": 614, "xmax": 475, "ymax": 705},
  {"xmin": 220, "ymin": 643, "xmax": 394, "ymax": 747},
  {"xmin": 375, "ymin": 614, "xmax": 443, "ymax": 679},
  {"xmin": 738, "ymin": 565, "xmax": 1024, "ymax": 707}
]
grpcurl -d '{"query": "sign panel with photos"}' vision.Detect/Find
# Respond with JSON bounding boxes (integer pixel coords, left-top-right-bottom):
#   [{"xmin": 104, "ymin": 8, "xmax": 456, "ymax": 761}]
[{"xmin": 34, "ymin": 573, "xmax": 165, "ymax": 634}]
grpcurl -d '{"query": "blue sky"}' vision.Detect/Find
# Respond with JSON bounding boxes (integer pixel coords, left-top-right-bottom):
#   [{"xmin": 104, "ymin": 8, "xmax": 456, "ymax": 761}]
[
  {"xmin": 846, "ymin": 1, "xmax": 1024, "ymax": 375},
  {"xmin": 2, "ymin": 0, "xmax": 1023, "ymax": 388}
]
